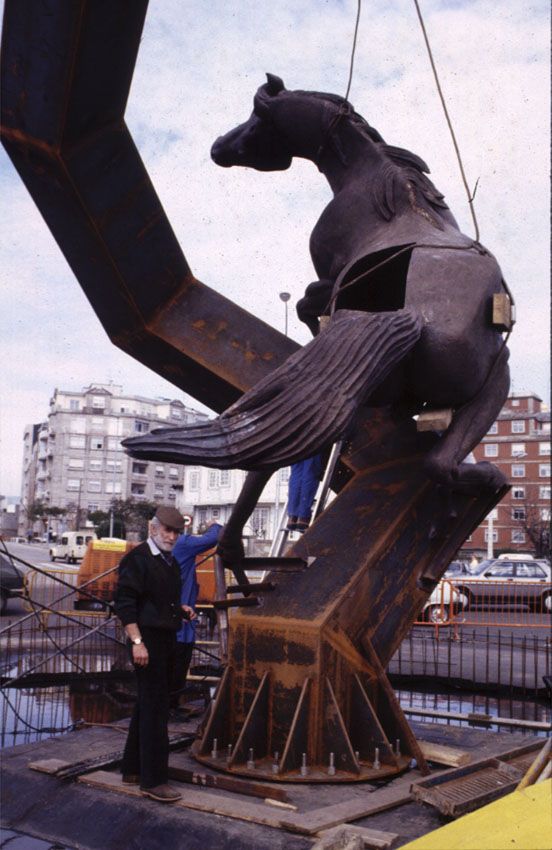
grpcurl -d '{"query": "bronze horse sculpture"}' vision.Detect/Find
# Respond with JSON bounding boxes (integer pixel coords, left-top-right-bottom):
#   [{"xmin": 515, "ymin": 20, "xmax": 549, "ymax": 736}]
[{"xmin": 124, "ymin": 74, "xmax": 510, "ymax": 499}]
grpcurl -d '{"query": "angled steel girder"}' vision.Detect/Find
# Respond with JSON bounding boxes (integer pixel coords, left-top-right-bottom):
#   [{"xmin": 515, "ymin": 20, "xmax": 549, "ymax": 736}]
[{"xmin": 1, "ymin": 0, "xmax": 297, "ymax": 413}]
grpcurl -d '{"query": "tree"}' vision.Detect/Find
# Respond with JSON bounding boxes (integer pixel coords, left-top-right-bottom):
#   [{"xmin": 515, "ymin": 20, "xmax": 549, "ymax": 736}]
[
  {"xmin": 108, "ymin": 497, "xmax": 158, "ymax": 538},
  {"xmin": 512, "ymin": 498, "xmax": 551, "ymax": 558}
]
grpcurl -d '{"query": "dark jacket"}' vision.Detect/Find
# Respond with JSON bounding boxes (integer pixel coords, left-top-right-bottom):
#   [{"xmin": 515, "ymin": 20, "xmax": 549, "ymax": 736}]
[{"xmin": 114, "ymin": 541, "xmax": 182, "ymax": 631}]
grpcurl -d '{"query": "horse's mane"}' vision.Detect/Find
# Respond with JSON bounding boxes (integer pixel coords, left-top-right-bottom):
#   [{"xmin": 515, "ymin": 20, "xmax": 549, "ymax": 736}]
[{"xmin": 301, "ymin": 91, "xmax": 450, "ymax": 226}]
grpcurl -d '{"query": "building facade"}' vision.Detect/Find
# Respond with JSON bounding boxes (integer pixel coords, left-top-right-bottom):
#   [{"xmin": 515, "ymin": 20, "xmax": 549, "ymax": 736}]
[
  {"xmin": 19, "ymin": 384, "xmax": 209, "ymax": 536},
  {"xmin": 469, "ymin": 393, "xmax": 550, "ymax": 556}
]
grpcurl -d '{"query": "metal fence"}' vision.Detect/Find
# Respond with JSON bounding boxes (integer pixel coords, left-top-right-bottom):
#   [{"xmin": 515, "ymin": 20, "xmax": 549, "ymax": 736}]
[{"xmin": 416, "ymin": 578, "xmax": 551, "ymax": 631}]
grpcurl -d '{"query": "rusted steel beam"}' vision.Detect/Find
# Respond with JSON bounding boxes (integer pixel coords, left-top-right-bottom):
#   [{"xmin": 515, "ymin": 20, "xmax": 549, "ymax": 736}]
[{"xmin": 0, "ymin": 0, "xmax": 297, "ymax": 413}]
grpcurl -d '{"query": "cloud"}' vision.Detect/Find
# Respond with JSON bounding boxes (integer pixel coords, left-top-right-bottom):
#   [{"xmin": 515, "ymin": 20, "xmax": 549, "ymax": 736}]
[{"xmin": 1, "ymin": 0, "xmax": 550, "ymax": 494}]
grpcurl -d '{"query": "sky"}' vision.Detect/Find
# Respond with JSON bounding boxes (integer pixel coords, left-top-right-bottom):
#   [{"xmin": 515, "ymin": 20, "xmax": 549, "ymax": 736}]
[{"xmin": 1, "ymin": 0, "xmax": 550, "ymax": 497}]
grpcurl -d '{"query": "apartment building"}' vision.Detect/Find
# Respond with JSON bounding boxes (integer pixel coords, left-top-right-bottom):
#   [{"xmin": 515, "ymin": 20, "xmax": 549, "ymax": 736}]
[
  {"xmin": 470, "ymin": 393, "xmax": 550, "ymax": 555},
  {"xmin": 179, "ymin": 466, "xmax": 291, "ymax": 541},
  {"xmin": 19, "ymin": 383, "xmax": 209, "ymax": 536}
]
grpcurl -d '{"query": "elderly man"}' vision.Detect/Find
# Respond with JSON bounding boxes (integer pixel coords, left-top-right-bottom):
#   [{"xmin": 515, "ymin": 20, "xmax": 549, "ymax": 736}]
[{"xmin": 114, "ymin": 505, "xmax": 188, "ymax": 803}]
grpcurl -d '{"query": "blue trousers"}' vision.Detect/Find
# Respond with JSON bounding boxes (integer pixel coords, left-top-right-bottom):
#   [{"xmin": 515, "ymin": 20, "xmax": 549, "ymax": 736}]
[{"xmin": 287, "ymin": 455, "xmax": 323, "ymax": 519}]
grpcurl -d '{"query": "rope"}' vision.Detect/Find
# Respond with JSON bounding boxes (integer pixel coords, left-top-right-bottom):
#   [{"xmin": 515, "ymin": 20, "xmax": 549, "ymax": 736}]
[
  {"xmin": 344, "ymin": 0, "xmax": 362, "ymax": 102},
  {"xmin": 412, "ymin": 0, "xmax": 480, "ymax": 242}
]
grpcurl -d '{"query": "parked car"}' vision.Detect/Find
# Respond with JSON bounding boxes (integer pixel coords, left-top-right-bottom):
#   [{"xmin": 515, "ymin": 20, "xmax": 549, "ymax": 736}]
[
  {"xmin": 49, "ymin": 530, "xmax": 97, "ymax": 564},
  {"xmin": 451, "ymin": 557, "xmax": 551, "ymax": 613},
  {"xmin": 422, "ymin": 561, "xmax": 469, "ymax": 624},
  {"xmin": 0, "ymin": 553, "xmax": 25, "ymax": 614}
]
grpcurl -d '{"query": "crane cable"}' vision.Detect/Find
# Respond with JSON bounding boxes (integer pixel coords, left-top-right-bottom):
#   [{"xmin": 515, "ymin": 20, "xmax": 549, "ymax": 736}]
[{"xmin": 412, "ymin": 0, "xmax": 481, "ymax": 242}]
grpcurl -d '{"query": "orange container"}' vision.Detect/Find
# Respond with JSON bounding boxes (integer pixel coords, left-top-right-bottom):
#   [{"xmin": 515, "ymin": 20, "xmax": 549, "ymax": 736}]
[{"xmin": 76, "ymin": 538, "xmax": 134, "ymax": 605}]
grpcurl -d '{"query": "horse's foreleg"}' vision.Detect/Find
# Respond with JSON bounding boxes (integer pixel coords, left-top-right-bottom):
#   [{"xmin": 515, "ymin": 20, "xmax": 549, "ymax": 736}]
[
  {"xmin": 217, "ymin": 469, "xmax": 272, "ymax": 588},
  {"xmin": 424, "ymin": 346, "xmax": 510, "ymax": 493}
]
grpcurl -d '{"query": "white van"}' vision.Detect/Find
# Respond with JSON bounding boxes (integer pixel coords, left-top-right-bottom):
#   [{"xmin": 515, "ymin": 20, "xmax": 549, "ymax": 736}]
[{"xmin": 50, "ymin": 530, "xmax": 97, "ymax": 563}]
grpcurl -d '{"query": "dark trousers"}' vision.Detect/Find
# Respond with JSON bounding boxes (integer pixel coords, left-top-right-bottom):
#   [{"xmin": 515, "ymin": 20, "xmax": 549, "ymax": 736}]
[
  {"xmin": 121, "ymin": 627, "xmax": 176, "ymax": 789},
  {"xmin": 169, "ymin": 641, "xmax": 194, "ymax": 709}
]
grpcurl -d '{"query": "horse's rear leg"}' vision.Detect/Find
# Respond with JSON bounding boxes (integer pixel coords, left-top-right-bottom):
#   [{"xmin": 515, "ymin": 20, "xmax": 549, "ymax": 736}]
[{"xmin": 424, "ymin": 347, "xmax": 510, "ymax": 493}]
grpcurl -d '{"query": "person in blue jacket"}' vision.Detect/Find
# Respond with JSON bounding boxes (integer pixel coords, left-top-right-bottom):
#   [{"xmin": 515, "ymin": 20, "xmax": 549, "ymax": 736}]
[
  {"xmin": 170, "ymin": 521, "xmax": 223, "ymax": 716},
  {"xmin": 286, "ymin": 453, "xmax": 324, "ymax": 532}
]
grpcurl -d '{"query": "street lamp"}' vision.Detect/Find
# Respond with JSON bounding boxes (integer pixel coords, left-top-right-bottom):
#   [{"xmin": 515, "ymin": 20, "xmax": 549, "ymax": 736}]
[{"xmin": 279, "ymin": 291, "xmax": 291, "ymax": 336}]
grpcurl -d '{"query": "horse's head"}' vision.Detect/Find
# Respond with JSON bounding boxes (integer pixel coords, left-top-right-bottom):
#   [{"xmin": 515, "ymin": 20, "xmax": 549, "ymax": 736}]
[{"xmin": 211, "ymin": 74, "xmax": 293, "ymax": 172}]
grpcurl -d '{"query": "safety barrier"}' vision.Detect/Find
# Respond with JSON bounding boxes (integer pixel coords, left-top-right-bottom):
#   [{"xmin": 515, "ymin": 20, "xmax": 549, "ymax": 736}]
[{"xmin": 416, "ymin": 578, "xmax": 551, "ymax": 630}]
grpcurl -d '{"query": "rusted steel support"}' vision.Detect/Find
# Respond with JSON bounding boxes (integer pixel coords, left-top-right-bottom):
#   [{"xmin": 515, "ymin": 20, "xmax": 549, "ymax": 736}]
[{"xmin": 194, "ymin": 411, "xmax": 507, "ymax": 781}]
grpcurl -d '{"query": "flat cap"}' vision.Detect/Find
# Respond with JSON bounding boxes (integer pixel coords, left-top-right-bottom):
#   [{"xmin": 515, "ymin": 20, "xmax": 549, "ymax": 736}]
[{"xmin": 154, "ymin": 505, "xmax": 185, "ymax": 531}]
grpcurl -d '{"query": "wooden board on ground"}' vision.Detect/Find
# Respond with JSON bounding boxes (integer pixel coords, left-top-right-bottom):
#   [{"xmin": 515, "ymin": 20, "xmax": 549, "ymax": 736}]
[
  {"xmin": 417, "ymin": 740, "xmax": 471, "ymax": 767},
  {"xmin": 79, "ymin": 769, "xmax": 413, "ymax": 835},
  {"xmin": 280, "ymin": 784, "xmax": 412, "ymax": 835},
  {"xmin": 78, "ymin": 770, "xmax": 290, "ymax": 830},
  {"xmin": 28, "ymin": 758, "xmax": 72, "ymax": 774}
]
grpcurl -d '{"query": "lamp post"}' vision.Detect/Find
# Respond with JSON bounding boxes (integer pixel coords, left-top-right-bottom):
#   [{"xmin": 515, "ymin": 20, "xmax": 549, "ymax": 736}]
[{"xmin": 279, "ymin": 291, "xmax": 290, "ymax": 337}]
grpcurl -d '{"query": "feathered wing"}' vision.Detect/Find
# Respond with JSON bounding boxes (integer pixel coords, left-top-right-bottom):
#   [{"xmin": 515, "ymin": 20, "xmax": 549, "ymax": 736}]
[{"xmin": 123, "ymin": 309, "xmax": 423, "ymax": 470}]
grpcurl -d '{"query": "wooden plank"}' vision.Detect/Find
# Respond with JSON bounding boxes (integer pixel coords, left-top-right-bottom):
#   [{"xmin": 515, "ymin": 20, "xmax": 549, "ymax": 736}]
[
  {"xmin": 28, "ymin": 758, "xmax": 72, "ymax": 774},
  {"xmin": 79, "ymin": 770, "xmax": 288, "ymax": 829},
  {"xmin": 417, "ymin": 740, "xmax": 471, "ymax": 767},
  {"xmin": 168, "ymin": 751, "xmax": 290, "ymax": 803},
  {"xmin": 314, "ymin": 824, "xmax": 398, "ymax": 849},
  {"xmin": 280, "ymin": 784, "xmax": 412, "ymax": 835}
]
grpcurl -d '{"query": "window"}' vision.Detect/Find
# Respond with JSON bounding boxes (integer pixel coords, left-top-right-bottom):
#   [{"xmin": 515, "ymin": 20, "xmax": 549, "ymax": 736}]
[
  {"xmin": 105, "ymin": 481, "xmax": 121, "ymax": 494},
  {"xmin": 512, "ymin": 486, "xmax": 525, "ymax": 500},
  {"xmin": 211, "ymin": 508, "xmax": 220, "ymax": 518},
  {"xmin": 67, "ymin": 478, "xmax": 81, "ymax": 491},
  {"xmin": 189, "ymin": 471, "xmax": 199, "ymax": 490},
  {"xmin": 155, "ymin": 465, "xmax": 165, "ymax": 473},
  {"xmin": 208, "ymin": 470, "xmax": 217, "ymax": 488},
  {"xmin": 484, "ymin": 443, "xmax": 498, "ymax": 457},
  {"xmin": 251, "ymin": 508, "xmax": 269, "ymax": 538},
  {"xmin": 541, "ymin": 508, "xmax": 551, "ymax": 521},
  {"xmin": 539, "ymin": 442, "xmax": 551, "ymax": 456},
  {"xmin": 69, "ymin": 399, "xmax": 80, "ymax": 411},
  {"xmin": 511, "ymin": 530, "xmax": 526, "ymax": 544},
  {"xmin": 154, "ymin": 485, "xmax": 164, "ymax": 495},
  {"xmin": 134, "ymin": 420, "xmax": 149, "ymax": 433},
  {"xmin": 487, "ymin": 508, "xmax": 498, "ymax": 520},
  {"xmin": 92, "ymin": 395, "xmax": 105, "ymax": 409},
  {"xmin": 511, "ymin": 399, "xmax": 520, "ymax": 407},
  {"xmin": 539, "ymin": 485, "xmax": 551, "ymax": 500},
  {"xmin": 68, "ymin": 458, "xmax": 84, "ymax": 469},
  {"xmin": 512, "ymin": 507, "xmax": 526, "ymax": 520},
  {"xmin": 219, "ymin": 470, "xmax": 230, "ymax": 487},
  {"xmin": 539, "ymin": 464, "xmax": 551, "ymax": 478},
  {"xmin": 169, "ymin": 467, "xmax": 179, "ymax": 478},
  {"xmin": 87, "ymin": 503, "xmax": 99, "ymax": 512},
  {"xmin": 511, "ymin": 420, "xmax": 525, "ymax": 433},
  {"xmin": 106, "ymin": 460, "xmax": 122, "ymax": 472},
  {"xmin": 516, "ymin": 563, "xmax": 546, "ymax": 578},
  {"xmin": 487, "ymin": 422, "xmax": 498, "ymax": 435},
  {"xmin": 511, "ymin": 464, "xmax": 525, "ymax": 478},
  {"xmin": 69, "ymin": 435, "xmax": 86, "ymax": 449},
  {"xmin": 91, "ymin": 437, "xmax": 104, "ymax": 450},
  {"xmin": 91, "ymin": 416, "xmax": 103, "ymax": 427},
  {"xmin": 511, "ymin": 443, "xmax": 526, "ymax": 457},
  {"xmin": 487, "ymin": 562, "xmax": 516, "ymax": 577},
  {"xmin": 168, "ymin": 491, "xmax": 176, "ymax": 500},
  {"xmin": 89, "ymin": 459, "xmax": 102, "ymax": 471},
  {"xmin": 279, "ymin": 467, "xmax": 291, "ymax": 482},
  {"xmin": 131, "ymin": 483, "xmax": 145, "ymax": 495},
  {"xmin": 88, "ymin": 481, "xmax": 102, "ymax": 493},
  {"xmin": 484, "ymin": 529, "xmax": 498, "ymax": 543},
  {"xmin": 132, "ymin": 462, "xmax": 148, "ymax": 475}
]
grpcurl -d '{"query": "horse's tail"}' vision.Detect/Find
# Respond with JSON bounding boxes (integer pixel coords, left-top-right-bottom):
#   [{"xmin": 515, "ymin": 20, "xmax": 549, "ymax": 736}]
[{"xmin": 122, "ymin": 309, "xmax": 422, "ymax": 470}]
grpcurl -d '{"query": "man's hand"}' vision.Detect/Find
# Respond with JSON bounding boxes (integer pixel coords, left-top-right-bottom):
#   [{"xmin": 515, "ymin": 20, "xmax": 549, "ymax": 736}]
[
  {"xmin": 181, "ymin": 604, "xmax": 197, "ymax": 621},
  {"xmin": 132, "ymin": 643, "xmax": 149, "ymax": 667}
]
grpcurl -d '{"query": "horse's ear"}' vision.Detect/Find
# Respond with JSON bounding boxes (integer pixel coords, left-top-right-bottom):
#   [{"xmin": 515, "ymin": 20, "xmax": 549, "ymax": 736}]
[{"xmin": 265, "ymin": 73, "xmax": 285, "ymax": 94}]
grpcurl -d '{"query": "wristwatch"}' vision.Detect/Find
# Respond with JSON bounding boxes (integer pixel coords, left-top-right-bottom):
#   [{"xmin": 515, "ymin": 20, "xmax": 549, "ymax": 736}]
[{"xmin": 132, "ymin": 637, "xmax": 143, "ymax": 645}]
